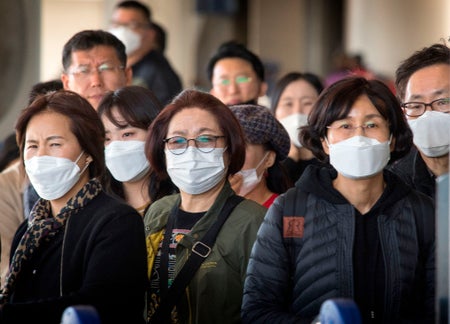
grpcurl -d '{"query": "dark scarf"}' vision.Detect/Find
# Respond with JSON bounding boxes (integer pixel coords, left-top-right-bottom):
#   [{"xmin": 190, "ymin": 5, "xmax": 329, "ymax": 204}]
[{"xmin": 0, "ymin": 179, "xmax": 102, "ymax": 304}]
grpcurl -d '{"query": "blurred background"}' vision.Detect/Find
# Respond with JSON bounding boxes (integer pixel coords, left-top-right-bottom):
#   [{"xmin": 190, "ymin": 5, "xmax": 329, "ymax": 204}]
[{"xmin": 0, "ymin": 0, "xmax": 449, "ymax": 140}]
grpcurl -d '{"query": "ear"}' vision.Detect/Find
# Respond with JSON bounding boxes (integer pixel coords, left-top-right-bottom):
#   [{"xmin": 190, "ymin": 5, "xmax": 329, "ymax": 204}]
[
  {"xmin": 259, "ymin": 81, "xmax": 268, "ymax": 97},
  {"xmin": 389, "ymin": 136, "xmax": 396, "ymax": 152},
  {"xmin": 61, "ymin": 74, "xmax": 70, "ymax": 90},
  {"xmin": 264, "ymin": 150, "xmax": 276, "ymax": 169},
  {"xmin": 125, "ymin": 67, "xmax": 133, "ymax": 85},
  {"xmin": 321, "ymin": 137, "xmax": 330, "ymax": 155}
]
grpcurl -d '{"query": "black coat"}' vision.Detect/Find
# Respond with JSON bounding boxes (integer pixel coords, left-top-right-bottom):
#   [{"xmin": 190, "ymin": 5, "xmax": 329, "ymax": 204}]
[
  {"xmin": 242, "ymin": 165, "xmax": 435, "ymax": 323},
  {"xmin": 1, "ymin": 191, "xmax": 147, "ymax": 324}
]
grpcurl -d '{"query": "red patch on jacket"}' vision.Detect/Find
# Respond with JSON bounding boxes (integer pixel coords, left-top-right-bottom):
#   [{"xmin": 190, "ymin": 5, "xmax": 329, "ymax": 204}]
[{"xmin": 283, "ymin": 216, "xmax": 304, "ymax": 238}]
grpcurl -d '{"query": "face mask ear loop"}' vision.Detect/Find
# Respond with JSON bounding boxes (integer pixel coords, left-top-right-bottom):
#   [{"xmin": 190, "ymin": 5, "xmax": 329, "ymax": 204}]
[
  {"xmin": 256, "ymin": 151, "xmax": 270, "ymax": 170},
  {"xmin": 388, "ymin": 133, "xmax": 393, "ymax": 144},
  {"xmin": 74, "ymin": 151, "xmax": 84, "ymax": 164},
  {"xmin": 75, "ymin": 151, "xmax": 90, "ymax": 175}
]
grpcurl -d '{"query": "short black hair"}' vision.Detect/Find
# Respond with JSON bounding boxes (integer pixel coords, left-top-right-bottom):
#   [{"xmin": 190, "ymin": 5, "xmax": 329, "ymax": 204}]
[
  {"xmin": 206, "ymin": 40, "xmax": 265, "ymax": 82},
  {"xmin": 116, "ymin": 0, "xmax": 152, "ymax": 22},
  {"xmin": 395, "ymin": 43, "xmax": 450, "ymax": 101},
  {"xmin": 62, "ymin": 30, "xmax": 127, "ymax": 71},
  {"xmin": 28, "ymin": 79, "xmax": 63, "ymax": 105}
]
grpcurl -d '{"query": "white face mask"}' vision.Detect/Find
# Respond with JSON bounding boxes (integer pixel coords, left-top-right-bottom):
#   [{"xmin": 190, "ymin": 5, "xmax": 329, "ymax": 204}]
[
  {"xmin": 25, "ymin": 151, "xmax": 89, "ymax": 200},
  {"xmin": 236, "ymin": 152, "xmax": 269, "ymax": 196},
  {"xmin": 165, "ymin": 147, "xmax": 226, "ymax": 195},
  {"xmin": 407, "ymin": 110, "xmax": 450, "ymax": 157},
  {"xmin": 109, "ymin": 26, "xmax": 141, "ymax": 55},
  {"xmin": 279, "ymin": 113, "xmax": 309, "ymax": 148},
  {"xmin": 326, "ymin": 135, "xmax": 391, "ymax": 179},
  {"xmin": 105, "ymin": 140, "xmax": 150, "ymax": 182}
]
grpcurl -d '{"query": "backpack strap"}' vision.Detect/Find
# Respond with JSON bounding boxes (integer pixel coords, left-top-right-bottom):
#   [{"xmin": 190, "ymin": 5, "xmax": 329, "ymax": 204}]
[
  {"xmin": 282, "ymin": 188, "xmax": 308, "ymax": 273},
  {"xmin": 151, "ymin": 194, "xmax": 245, "ymax": 323}
]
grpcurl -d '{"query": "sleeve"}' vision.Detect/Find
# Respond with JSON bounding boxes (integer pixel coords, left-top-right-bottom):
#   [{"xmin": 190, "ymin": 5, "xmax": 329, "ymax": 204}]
[
  {"xmin": 241, "ymin": 195, "xmax": 308, "ymax": 324},
  {"xmin": 420, "ymin": 194, "xmax": 436, "ymax": 322}
]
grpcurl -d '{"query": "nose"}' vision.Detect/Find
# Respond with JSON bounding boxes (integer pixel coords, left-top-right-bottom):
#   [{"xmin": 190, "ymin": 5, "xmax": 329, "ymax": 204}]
[
  {"xmin": 353, "ymin": 125, "xmax": 367, "ymax": 136},
  {"xmin": 89, "ymin": 70, "xmax": 103, "ymax": 87},
  {"xmin": 35, "ymin": 145, "xmax": 47, "ymax": 157},
  {"xmin": 186, "ymin": 138, "xmax": 197, "ymax": 148},
  {"xmin": 293, "ymin": 102, "xmax": 302, "ymax": 114},
  {"xmin": 424, "ymin": 103, "xmax": 433, "ymax": 112},
  {"xmin": 228, "ymin": 81, "xmax": 239, "ymax": 93}
]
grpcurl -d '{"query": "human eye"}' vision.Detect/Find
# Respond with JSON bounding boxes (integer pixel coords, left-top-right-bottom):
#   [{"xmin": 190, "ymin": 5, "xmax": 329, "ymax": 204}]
[
  {"xmin": 436, "ymin": 98, "xmax": 450, "ymax": 106},
  {"xmin": 337, "ymin": 122, "xmax": 352, "ymax": 130},
  {"xmin": 236, "ymin": 76, "xmax": 251, "ymax": 84},
  {"xmin": 98, "ymin": 63, "xmax": 114, "ymax": 73},
  {"xmin": 219, "ymin": 79, "xmax": 230, "ymax": 86},
  {"xmin": 25, "ymin": 143, "xmax": 38, "ymax": 150},
  {"xmin": 196, "ymin": 135, "xmax": 214, "ymax": 144},
  {"xmin": 73, "ymin": 65, "xmax": 90, "ymax": 75},
  {"xmin": 167, "ymin": 136, "xmax": 186, "ymax": 146},
  {"xmin": 301, "ymin": 98, "xmax": 315, "ymax": 107},
  {"xmin": 280, "ymin": 100, "xmax": 293, "ymax": 109},
  {"xmin": 122, "ymin": 131, "xmax": 134, "ymax": 139},
  {"xmin": 49, "ymin": 142, "xmax": 62, "ymax": 147},
  {"xmin": 364, "ymin": 121, "xmax": 378, "ymax": 129},
  {"xmin": 404, "ymin": 102, "xmax": 423, "ymax": 110}
]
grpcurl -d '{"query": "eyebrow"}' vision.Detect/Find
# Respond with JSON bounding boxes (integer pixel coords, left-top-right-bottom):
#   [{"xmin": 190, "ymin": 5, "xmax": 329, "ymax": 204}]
[
  {"xmin": 339, "ymin": 114, "xmax": 384, "ymax": 121},
  {"xmin": 408, "ymin": 89, "xmax": 449, "ymax": 101},
  {"xmin": 169, "ymin": 127, "xmax": 220, "ymax": 136},
  {"xmin": 25, "ymin": 135, "xmax": 65, "ymax": 143}
]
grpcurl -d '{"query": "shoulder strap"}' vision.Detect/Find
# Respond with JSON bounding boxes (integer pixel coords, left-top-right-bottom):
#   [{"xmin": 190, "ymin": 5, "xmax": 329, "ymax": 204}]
[
  {"xmin": 283, "ymin": 188, "xmax": 308, "ymax": 270},
  {"xmin": 151, "ymin": 194, "xmax": 244, "ymax": 322}
]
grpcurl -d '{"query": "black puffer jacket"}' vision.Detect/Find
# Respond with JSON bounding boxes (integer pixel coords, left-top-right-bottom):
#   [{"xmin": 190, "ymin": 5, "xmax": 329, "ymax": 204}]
[{"xmin": 242, "ymin": 165, "xmax": 435, "ymax": 324}]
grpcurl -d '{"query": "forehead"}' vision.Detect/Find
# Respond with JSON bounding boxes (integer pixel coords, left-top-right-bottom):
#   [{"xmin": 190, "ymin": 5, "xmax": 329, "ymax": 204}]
[
  {"xmin": 343, "ymin": 95, "xmax": 382, "ymax": 119},
  {"xmin": 282, "ymin": 79, "xmax": 319, "ymax": 97},
  {"xmin": 26, "ymin": 111, "xmax": 73, "ymax": 136},
  {"xmin": 69, "ymin": 45, "xmax": 121, "ymax": 66},
  {"xmin": 112, "ymin": 7, "xmax": 147, "ymax": 22},
  {"xmin": 405, "ymin": 63, "xmax": 450, "ymax": 100},
  {"xmin": 168, "ymin": 108, "xmax": 220, "ymax": 133},
  {"xmin": 212, "ymin": 57, "xmax": 256, "ymax": 77}
]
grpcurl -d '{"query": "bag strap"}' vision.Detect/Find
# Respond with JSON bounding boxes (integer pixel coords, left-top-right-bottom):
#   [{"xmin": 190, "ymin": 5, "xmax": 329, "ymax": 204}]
[
  {"xmin": 152, "ymin": 194, "xmax": 244, "ymax": 322},
  {"xmin": 283, "ymin": 188, "xmax": 307, "ymax": 271}
]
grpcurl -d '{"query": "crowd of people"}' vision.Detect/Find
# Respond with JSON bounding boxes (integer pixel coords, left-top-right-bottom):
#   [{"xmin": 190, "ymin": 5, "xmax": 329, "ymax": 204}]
[{"xmin": 0, "ymin": 0, "xmax": 447, "ymax": 323}]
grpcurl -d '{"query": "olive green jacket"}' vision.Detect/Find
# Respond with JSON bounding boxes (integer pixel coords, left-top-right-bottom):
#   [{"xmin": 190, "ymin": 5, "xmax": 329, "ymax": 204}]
[{"xmin": 144, "ymin": 182, "xmax": 266, "ymax": 324}]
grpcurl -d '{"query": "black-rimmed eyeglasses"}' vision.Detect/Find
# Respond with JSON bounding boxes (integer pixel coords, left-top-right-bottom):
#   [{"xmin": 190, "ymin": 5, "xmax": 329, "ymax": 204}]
[
  {"xmin": 401, "ymin": 97, "xmax": 450, "ymax": 117},
  {"xmin": 163, "ymin": 135, "xmax": 226, "ymax": 155}
]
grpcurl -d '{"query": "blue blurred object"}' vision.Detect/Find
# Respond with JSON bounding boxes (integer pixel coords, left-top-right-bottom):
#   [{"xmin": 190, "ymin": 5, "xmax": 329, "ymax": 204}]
[
  {"xmin": 319, "ymin": 298, "xmax": 361, "ymax": 324},
  {"xmin": 61, "ymin": 305, "xmax": 101, "ymax": 324}
]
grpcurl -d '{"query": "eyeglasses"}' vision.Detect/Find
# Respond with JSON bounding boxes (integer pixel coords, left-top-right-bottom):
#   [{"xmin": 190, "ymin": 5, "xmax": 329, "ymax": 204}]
[
  {"xmin": 214, "ymin": 76, "xmax": 253, "ymax": 87},
  {"xmin": 326, "ymin": 121, "xmax": 389, "ymax": 137},
  {"xmin": 401, "ymin": 97, "xmax": 450, "ymax": 117},
  {"xmin": 67, "ymin": 63, "xmax": 125, "ymax": 81},
  {"xmin": 163, "ymin": 135, "xmax": 226, "ymax": 155}
]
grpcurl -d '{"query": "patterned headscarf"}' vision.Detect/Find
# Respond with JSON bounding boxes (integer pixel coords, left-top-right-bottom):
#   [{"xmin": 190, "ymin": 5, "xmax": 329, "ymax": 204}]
[{"xmin": 0, "ymin": 178, "xmax": 102, "ymax": 304}]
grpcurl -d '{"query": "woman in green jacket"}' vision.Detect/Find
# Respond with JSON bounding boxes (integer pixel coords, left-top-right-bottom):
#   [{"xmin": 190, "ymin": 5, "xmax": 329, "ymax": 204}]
[{"xmin": 144, "ymin": 89, "xmax": 266, "ymax": 323}]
